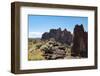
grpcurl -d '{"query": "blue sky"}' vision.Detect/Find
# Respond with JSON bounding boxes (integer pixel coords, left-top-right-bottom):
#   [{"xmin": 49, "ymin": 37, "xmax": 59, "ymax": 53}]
[{"xmin": 28, "ymin": 15, "xmax": 88, "ymax": 38}]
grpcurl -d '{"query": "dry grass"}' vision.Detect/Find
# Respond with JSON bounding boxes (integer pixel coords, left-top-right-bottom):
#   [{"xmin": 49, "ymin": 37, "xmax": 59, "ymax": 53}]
[
  {"xmin": 28, "ymin": 39, "xmax": 45, "ymax": 60},
  {"xmin": 28, "ymin": 49, "xmax": 45, "ymax": 60}
]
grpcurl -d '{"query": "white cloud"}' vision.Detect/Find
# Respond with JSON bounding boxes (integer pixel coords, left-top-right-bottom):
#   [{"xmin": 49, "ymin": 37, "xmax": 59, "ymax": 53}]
[{"xmin": 29, "ymin": 32, "xmax": 43, "ymax": 38}]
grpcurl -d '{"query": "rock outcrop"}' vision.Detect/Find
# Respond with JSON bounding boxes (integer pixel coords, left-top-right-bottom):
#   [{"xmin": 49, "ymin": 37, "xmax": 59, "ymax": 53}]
[
  {"xmin": 41, "ymin": 28, "xmax": 73, "ymax": 45},
  {"xmin": 71, "ymin": 24, "xmax": 88, "ymax": 57},
  {"xmin": 40, "ymin": 40, "xmax": 66, "ymax": 60}
]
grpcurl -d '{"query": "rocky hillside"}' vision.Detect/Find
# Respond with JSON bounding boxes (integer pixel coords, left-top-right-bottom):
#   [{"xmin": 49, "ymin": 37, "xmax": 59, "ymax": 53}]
[
  {"xmin": 41, "ymin": 28, "xmax": 73, "ymax": 45},
  {"xmin": 28, "ymin": 24, "xmax": 88, "ymax": 60}
]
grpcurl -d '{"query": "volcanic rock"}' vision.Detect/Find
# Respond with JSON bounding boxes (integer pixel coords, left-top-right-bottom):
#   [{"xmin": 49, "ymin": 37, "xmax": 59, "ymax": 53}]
[
  {"xmin": 71, "ymin": 24, "xmax": 88, "ymax": 57},
  {"xmin": 41, "ymin": 28, "xmax": 73, "ymax": 45}
]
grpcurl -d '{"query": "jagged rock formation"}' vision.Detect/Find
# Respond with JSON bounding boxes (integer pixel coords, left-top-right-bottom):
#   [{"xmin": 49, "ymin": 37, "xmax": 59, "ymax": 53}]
[
  {"xmin": 71, "ymin": 24, "xmax": 88, "ymax": 57},
  {"xmin": 41, "ymin": 28, "xmax": 73, "ymax": 45}
]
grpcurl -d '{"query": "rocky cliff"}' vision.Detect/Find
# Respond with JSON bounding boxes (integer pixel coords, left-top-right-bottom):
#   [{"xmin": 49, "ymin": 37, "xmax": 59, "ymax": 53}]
[
  {"xmin": 41, "ymin": 28, "xmax": 73, "ymax": 45},
  {"xmin": 71, "ymin": 24, "xmax": 88, "ymax": 57}
]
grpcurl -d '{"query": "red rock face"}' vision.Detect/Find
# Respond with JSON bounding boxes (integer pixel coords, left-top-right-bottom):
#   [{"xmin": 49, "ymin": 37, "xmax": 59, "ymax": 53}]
[{"xmin": 71, "ymin": 24, "xmax": 88, "ymax": 57}]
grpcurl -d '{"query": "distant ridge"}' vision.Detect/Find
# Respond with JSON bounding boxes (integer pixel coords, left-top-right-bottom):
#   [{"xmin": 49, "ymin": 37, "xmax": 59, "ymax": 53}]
[{"xmin": 41, "ymin": 27, "xmax": 73, "ymax": 45}]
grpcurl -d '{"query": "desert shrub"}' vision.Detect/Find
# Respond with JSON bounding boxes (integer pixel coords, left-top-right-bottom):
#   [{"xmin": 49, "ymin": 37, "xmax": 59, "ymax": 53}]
[
  {"xmin": 32, "ymin": 40, "xmax": 37, "ymax": 44},
  {"xmin": 40, "ymin": 44, "xmax": 49, "ymax": 51},
  {"xmin": 35, "ymin": 43, "xmax": 42, "ymax": 49}
]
